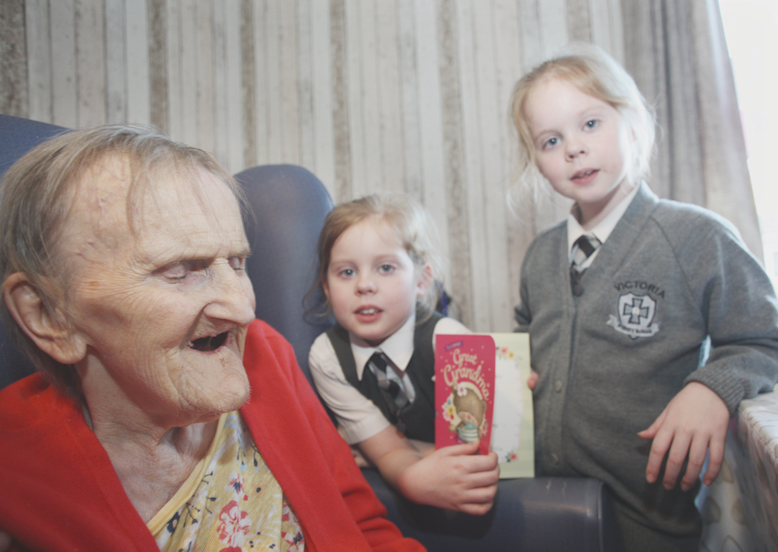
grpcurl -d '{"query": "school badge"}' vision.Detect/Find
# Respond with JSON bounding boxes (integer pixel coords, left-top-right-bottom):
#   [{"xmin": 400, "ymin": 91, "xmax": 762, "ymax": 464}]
[{"xmin": 607, "ymin": 291, "xmax": 660, "ymax": 339}]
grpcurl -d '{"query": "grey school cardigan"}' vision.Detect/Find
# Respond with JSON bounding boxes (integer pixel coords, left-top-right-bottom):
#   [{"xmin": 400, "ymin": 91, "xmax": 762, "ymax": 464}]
[{"xmin": 515, "ymin": 182, "xmax": 778, "ymax": 541}]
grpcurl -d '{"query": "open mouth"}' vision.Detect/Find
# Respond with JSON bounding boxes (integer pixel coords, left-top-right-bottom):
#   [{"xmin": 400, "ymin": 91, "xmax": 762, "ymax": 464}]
[
  {"xmin": 188, "ymin": 332, "xmax": 229, "ymax": 352},
  {"xmin": 572, "ymin": 169, "xmax": 598, "ymax": 180},
  {"xmin": 356, "ymin": 308, "xmax": 381, "ymax": 315}
]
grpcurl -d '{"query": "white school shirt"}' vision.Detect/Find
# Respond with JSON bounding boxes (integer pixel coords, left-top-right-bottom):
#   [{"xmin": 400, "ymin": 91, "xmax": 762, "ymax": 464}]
[
  {"xmin": 567, "ymin": 183, "xmax": 641, "ymax": 268},
  {"xmin": 309, "ymin": 313, "xmax": 470, "ymax": 445}
]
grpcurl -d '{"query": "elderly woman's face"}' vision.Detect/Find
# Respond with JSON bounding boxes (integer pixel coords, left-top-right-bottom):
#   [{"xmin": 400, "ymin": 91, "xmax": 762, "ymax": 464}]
[{"xmin": 58, "ymin": 155, "xmax": 256, "ymax": 423}]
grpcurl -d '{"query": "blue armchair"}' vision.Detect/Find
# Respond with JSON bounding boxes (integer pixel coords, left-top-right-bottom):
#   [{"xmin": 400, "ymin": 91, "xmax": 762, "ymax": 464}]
[{"xmin": 0, "ymin": 114, "xmax": 619, "ymax": 551}]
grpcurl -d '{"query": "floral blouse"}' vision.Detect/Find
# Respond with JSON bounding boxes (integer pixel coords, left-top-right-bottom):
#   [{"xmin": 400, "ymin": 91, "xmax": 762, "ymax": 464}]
[{"xmin": 149, "ymin": 411, "xmax": 304, "ymax": 552}]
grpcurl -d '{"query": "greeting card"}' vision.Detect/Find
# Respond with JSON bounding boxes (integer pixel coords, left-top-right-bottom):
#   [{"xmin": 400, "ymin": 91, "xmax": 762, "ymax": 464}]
[
  {"xmin": 434, "ymin": 334, "xmax": 495, "ymax": 456},
  {"xmin": 490, "ymin": 333, "xmax": 534, "ymax": 478},
  {"xmin": 434, "ymin": 333, "xmax": 534, "ymax": 478}
]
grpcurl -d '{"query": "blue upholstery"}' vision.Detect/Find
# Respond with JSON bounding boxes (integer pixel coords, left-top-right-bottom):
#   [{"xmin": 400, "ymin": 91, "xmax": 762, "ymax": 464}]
[
  {"xmin": 0, "ymin": 115, "xmax": 620, "ymax": 551},
  {"xmin": 0, "ymin": 114, "xmax": 68, "ymax": 179},
  {"xmin": 235, "ymin": 164, "xmax": 334, "ymax": 381},
  {"xmin": 364, "ymin": 469, "xmax": 619, "ymax": 551},
  {"xmin": 0, "ymin": 115, "xmax": 68, "ymax": 390}
]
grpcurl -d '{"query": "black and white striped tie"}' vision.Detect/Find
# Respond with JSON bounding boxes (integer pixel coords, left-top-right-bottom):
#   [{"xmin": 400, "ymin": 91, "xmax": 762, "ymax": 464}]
[
  {"xmin": 570, "ymin": 234, "xmax": 600, "ymax": 296},
  {"xmin": 369, "ymin": 352, "xmax": 409, "ymax": 411}
]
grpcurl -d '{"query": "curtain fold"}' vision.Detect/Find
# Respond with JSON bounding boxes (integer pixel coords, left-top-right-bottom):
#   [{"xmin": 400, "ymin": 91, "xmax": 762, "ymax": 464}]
[{"xmin": 621, "ymin": 0, "xmax": 762, "ymax": 258}]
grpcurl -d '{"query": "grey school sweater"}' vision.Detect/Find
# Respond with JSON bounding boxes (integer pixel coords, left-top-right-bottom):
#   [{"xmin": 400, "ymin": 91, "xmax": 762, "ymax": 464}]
[{"xmin": 515, "ymin": 182, "xmax": 778, "ymax": 541}]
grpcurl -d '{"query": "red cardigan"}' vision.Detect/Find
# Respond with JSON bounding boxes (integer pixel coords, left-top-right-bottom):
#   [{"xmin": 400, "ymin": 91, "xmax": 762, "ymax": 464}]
[{"xmin": 0, "ymin": 320, "xmax": 423, "ymax": 552}]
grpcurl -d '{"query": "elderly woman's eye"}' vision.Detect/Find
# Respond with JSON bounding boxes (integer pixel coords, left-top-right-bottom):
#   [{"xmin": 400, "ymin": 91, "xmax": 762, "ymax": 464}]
[
  {"xmin": 160, "ymin": 260, "xmax": 209, "ymax": 281},
  {"xmin": 162, "ymin": 263, "xmax": 189, "ymax": 280},
  {"xmin": 229, "ymin": 256, "xmax": 245, "ymax": 272}
]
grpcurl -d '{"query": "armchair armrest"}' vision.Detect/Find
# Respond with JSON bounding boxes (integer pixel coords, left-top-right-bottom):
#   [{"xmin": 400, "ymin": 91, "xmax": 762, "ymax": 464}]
[
  {"xmin": 362, "ymin": 468, "xmax": 620, "ymax": 552},
  {"xmin": 731, "ymin": 388, "xmax": 778, "ymax": 548},
  {"xmin": 698, "ymin": 387, "xmax": 778, "ymax": 550}
]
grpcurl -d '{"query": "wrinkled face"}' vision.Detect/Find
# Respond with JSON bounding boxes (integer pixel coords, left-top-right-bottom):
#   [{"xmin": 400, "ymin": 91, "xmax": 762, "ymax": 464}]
[
  {"xmin": 323, "ymin": 217, "xmax": 428, "ymax": 347},
  {"xmin": 59, "ymin": 155, "xmax": 256, "ymax": 424},
  {"xmin": 525, "ymin": 77, "xmax": 634, "ymax": 226}
]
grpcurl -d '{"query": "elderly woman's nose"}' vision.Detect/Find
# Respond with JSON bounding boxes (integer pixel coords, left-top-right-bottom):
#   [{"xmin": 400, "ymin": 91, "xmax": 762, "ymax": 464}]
[{"xmin": 205, "ymin": 263, "xmax": 256, "ymax": 324}]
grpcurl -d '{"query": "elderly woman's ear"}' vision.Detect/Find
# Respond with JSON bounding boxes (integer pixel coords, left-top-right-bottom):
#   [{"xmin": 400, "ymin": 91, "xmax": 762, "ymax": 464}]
[{"xmin": 3, "ymin": 273, "xmax": 87, "ymax": 365}]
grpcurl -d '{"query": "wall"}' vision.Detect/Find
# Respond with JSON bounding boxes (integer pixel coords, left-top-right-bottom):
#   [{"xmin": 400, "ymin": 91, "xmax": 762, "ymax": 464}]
[{"xmin": 0, "ymin": 0, "xmax": 626, "ymax": 331}]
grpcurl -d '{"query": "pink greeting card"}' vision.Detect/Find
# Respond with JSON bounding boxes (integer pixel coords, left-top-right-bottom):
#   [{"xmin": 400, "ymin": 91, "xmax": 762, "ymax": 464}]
[{"xmin": 434, "ymin": 334, "xmax": 495, "ymax": 456}]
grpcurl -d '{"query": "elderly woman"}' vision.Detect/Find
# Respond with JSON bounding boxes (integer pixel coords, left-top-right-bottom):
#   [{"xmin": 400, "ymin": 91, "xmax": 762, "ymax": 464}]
[{"xmin": 0, "ymin": 125, "xmax": 423, "ymax": 552}]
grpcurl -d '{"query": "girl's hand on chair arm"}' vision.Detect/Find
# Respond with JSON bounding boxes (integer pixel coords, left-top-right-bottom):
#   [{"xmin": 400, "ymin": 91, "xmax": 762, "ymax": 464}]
[{"xmin": 638, "ymin": 381, "xmax": 730, "ymax": 491}]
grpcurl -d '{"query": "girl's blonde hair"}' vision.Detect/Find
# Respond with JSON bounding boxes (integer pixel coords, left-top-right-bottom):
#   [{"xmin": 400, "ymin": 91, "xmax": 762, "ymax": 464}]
[
  {"xmin": 509, "ymin": 43, "xmax": 656, "ymax": 207},
  {"xmin": 313, "ymin": 192, "xmax": 444, "ymax": 319}
]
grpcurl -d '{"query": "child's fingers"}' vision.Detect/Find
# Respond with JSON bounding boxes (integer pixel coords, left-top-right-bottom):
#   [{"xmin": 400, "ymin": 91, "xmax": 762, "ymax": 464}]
[
  {"xmin": 437, "ymin": 440, "xmax": 482, "ymax": 457},
  {"xmin": 702, "ymin": 435, "xmax": 726, "ymax": 487},
  {"xmin": 456, "ymin": 452, "xmax": 500, "ymax": 483},
  {"xmin": 455, "ymin": 483, "xmax": 499, "ymax": 515},
  {"xmin": 461, "ymin": 485, "xmax": 498, "ymax": 505},
  {"xmin": 638, "ymin": 408, "xmax": 666, "ymax": 440},
  {"xmin": 660, "ymin": 433, "xmax": 693, "ymax": 490},
  {"xmin": 527, "ymin": 369, "xmax": 539, "ymax": 390},
  {"xmin": 448, "ymin": 449, "xmax": 499, "ymax": 475},
  {"xmin": 644, "ymin": 428, "xmax": 672, "ymax": 484},
  {"xmin": 464, "ymin": 465, "xmax": 500, "ymax": 489},
  {"xmin": 433, "ymin": 444, "xmax": 499, "ymax": 478},
  {"xmin": 458, "ymin": 500, "xmax": 495, "ymax": 516},
  {"xmin": 642, "ymin": 409, "xmax": 670, "ymax": 484},
  {"xmin": 468, "ymin": 450, "xmax": 500, "ymax": 473},
  {"xmin": 679, "ymin": 435, "xmax": 709, "ymax": 491}
]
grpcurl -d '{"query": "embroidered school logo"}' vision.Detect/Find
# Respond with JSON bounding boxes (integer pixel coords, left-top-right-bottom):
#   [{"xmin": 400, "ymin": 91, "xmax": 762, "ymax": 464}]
[{"xmin": 607, "ymin": 291, "xmax": 659, "ymax": 339}]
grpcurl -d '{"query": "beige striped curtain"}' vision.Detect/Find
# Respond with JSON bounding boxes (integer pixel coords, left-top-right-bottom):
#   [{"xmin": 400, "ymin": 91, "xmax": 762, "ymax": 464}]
[{"xmin": 0, "ymin": 0, "xmax": 757, "ymax": 332}]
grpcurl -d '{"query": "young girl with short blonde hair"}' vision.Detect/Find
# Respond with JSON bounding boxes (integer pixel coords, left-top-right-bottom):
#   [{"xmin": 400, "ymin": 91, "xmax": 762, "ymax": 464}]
[{"xmin": 309, "ymin": 192, "xmax": 499, "ymax": 515}]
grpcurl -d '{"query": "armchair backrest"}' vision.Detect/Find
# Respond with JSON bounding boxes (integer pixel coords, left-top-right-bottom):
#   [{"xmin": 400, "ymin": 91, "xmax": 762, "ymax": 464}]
[
  {"xmin": 0, "ymin": 115, "xmax": 334, "ymax": 390},
  {"xmin": 0, "ymin": 115, "xmax": 68, "ymax": 390},
  {"xmin": 236, "ymin": 164, "xmax": 334, "ymax": 383},
  {"xmin": 0, "ymin": 114, "xmax": 68, "ymax": 178}
]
